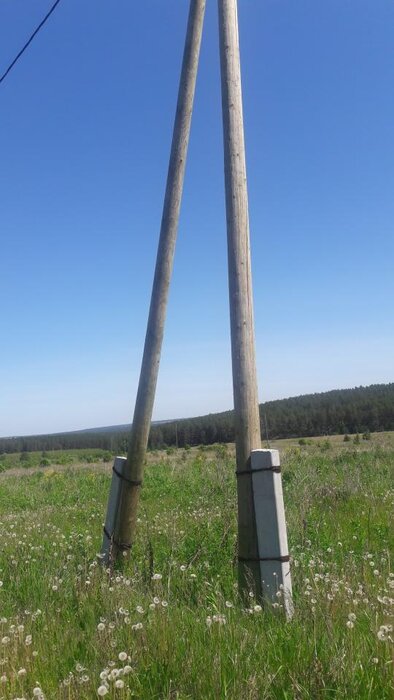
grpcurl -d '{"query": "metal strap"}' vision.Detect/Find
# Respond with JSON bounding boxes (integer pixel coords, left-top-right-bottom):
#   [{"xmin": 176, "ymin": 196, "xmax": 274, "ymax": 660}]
[
  {"xmin": 103, "ymin": 526, "xmax": 132, "ymax": 551},
  {"xmin": 238, "ymin": 555, "xmax": 290, "ymax": 563},
  {"xmin": 113, "ymin": 465, "xmax": 142, "ymax": 487},
  {"xmin": 236, "ymin": 466, "xmax": 281, "ymax": 475}
]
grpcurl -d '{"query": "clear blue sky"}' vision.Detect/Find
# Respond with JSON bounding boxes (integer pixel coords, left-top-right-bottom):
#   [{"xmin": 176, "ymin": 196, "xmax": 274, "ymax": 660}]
[{"xmin": 1, "ymin": 0, "xmax": 393, "ymax": 437}]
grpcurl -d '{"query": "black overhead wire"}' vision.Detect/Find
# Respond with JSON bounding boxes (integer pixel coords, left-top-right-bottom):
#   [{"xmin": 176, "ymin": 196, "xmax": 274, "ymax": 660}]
[{"xmin": 0, "ymin": 0, "xmax": 62, "ymax": 85}]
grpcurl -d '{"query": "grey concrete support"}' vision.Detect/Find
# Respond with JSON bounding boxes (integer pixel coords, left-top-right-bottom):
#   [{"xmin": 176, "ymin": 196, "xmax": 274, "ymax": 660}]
[
  {"xmin": 101, "ymin": 456, "xmax": 127, "ymax": 566},
  {"xmin": 250, "ymin": 449, "xmax": 293, "ymax": 618}
]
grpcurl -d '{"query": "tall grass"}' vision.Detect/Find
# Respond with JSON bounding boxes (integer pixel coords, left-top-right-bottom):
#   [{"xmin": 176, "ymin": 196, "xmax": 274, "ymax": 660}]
[{"xmin": 0, "ymin": 440, "xmax": 393, "ymax": 698}]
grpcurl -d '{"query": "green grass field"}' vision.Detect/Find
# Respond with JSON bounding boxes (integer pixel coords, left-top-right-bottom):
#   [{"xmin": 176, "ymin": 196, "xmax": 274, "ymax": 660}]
[{"xmin": 0, "ymin": 435, "xmax": 393, "ymax": 698}]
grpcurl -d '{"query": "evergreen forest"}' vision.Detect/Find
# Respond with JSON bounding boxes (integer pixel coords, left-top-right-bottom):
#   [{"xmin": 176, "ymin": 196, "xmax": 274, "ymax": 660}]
[{"xmin": 1, "ymin": 383, "xmax": 393, "ymax": 455}]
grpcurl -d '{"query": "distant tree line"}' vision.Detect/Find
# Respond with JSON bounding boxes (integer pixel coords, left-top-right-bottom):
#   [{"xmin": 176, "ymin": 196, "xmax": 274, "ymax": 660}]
[{"xmin": 0, "ymin": 383, "xmax": 393, "ymax": 455}]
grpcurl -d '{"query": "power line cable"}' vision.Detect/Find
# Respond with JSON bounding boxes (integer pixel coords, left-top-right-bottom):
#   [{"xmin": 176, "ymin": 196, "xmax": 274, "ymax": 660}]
[{"xmin": 0, "ymin": 0, "xmax": 62, "ymax": 85}]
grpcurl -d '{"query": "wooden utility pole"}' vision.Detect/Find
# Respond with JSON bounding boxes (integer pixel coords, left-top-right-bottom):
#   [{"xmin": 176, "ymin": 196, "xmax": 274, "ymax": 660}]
[
  {"xmin": 218, "ymin": 0, "xmax": 263, "ymax": 596},
  {"xmin": 111, "ymin": 0, "xmax": 206, "ymax": 562},
  {"xmin": 218, "ymin": 1, "xmax": 292, "ymax": 613}
]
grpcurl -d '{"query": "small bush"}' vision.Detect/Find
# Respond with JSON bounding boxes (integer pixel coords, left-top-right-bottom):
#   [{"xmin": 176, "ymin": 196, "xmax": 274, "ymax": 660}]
[
  {"xmin": 56, "ymin": 454, "xmax": 74, "ymax": 465},
  {"xmin": 344, "ymin": 434, "xmax": 351, "ymax": 442},
  {"xmin": 214, "ymin": 444, "xmax": 228, "ymax": 459},
  {"xmin": 354, "ymin": 434, "xmax": 361, "ymax": 445},
  {"xmin": 40, "ymin": 458, "xmax": 51, "ymax": 467},
  {"xmin": 102, "ymin": 451, "xmax": 113, "ymax": 462},
  {"xmin": 362, "ymin": 431, "xmax": 371, "ymax": 441},
  {"xmin": 320, "ymin": 439, "xmax": 331, "ymax": 452},
  {"xmin": 298, "ymin": 438, "xmax": 307, "ymax": 446}
]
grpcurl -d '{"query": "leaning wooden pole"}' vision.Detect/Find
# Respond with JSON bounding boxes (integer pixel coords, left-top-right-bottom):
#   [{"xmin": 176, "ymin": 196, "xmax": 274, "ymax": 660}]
[
  {"xmin": 218, "ymin": 0, "xmax": 263, "ymax": 596},
  {"xmin": 111, "ymin": 0, "xmax": 206, "ymax": 563}
]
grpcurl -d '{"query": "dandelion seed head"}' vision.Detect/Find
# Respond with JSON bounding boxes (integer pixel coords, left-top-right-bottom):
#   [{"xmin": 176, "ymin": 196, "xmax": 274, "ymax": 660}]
[{"xmin": 377, "ymin": 627, "xmax": 387, "ymax": 641}]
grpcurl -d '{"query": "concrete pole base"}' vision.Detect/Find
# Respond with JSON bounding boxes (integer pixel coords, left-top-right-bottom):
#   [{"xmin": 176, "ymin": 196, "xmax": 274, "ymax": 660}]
[
  {"xmin": 249, "ymin": 449, "xmax": 293, "ymax": 619},
  {"xmin": 101, "ymin": 456, "xmax": 127, "ymax": 567}
]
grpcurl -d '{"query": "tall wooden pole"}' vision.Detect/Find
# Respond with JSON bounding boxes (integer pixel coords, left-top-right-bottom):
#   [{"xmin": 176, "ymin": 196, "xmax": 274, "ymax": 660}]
[
  {"xmin": 218, "ymin": 0, "xmax": 263, "ymax": 596},
  {"xmin": 112, "ymin": 0, "xmax": 206, "ymax": 563}
]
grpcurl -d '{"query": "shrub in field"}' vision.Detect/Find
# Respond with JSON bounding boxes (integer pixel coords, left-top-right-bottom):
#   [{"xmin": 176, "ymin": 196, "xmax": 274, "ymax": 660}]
[
  {"xmin": 214, "ymin": 443, "xmax": 228, "ymax": 458},
  {"xmin": 320, "ymin": 438, "xmax": 331, "ymax": 451},
  {"xmin": 354, "ymin": 433, "xmax": 361, "ymax": 444},
  {"xmin": 344, "ymin": 434, "xmax": 351, "ymax": 442},
  {"xmin": 363, "ymin": 431, "xmax": 372, "ymax": 441},
  {"xmin": 39, "ymin": 457, "xmax": 51, "ymax": 467},
  {"xmin": 55, "ymin": 453, "xmax": 74, "ymax": 465}
]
